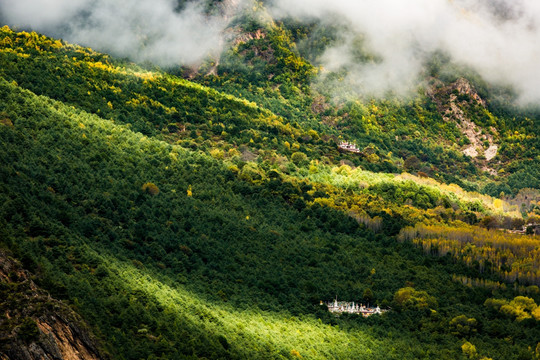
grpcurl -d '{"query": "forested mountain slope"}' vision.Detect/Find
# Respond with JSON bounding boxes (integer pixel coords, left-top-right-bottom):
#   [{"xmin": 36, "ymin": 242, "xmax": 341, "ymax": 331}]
[{"xmin": 0, "ymin": 16, "xmax": 539, "ymax": 360}]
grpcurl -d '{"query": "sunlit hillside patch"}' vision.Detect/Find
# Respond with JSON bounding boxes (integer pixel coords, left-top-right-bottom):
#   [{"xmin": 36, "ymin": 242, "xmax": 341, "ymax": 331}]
[
  {"xmin": 290, "ymin": 163, "xmax": 521, "ymax": 233},
  {"xmin": 0, "ymin": 23, "xmax": 283, "ymax": 131},
  {"xmin": 0, "ymin": 26, "xmax": 315, "ymax": 158},
  {"xmin": 397, "ymin": 173, "xmax": 521, "ymax": 217},
  {"xmin": 96, "ymin": 254, "xmax": 390, "ymax": 359},
  {"xmin": 303, "ymin": 164, "xmax": 519, "ymax": 217}
]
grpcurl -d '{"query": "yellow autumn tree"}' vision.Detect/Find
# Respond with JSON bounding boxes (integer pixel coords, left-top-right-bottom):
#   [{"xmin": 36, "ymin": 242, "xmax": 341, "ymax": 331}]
[{"xmin": 461, "ymin": 341, "xmax": 477, "ymax": 359}]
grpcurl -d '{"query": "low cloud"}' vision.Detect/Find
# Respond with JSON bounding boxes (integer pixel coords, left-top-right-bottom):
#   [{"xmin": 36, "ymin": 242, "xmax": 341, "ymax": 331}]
[
  {"xmin": 0, "ymin": 0, "xmax": 241, "ymax": 66},
  {"xmin": 271, "ymin": 0, "xmax": 540, "ymax": 103}
]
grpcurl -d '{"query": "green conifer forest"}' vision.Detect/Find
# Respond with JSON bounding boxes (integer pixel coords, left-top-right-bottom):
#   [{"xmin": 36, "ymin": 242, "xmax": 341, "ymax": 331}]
[{"xmin": 1, "ymin": 2, "xmax": 539, "ymax": 359}]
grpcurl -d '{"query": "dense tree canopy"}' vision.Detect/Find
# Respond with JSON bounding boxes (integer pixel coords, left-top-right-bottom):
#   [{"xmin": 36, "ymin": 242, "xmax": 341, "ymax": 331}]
[{"xmin": 0, "ymin": 20, "xmax": 539, "ymax": 360}]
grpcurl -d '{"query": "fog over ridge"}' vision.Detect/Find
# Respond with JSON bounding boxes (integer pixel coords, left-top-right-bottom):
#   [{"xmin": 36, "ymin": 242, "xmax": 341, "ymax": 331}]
[
  {"xmin": 270, "ymin": 0, "xmax": 540, "ymax": 103},
  {"xmin": 0, "ymin": 0, "xmax": 240, "ymax": 65},
  {"xmin": 1, "ymin": 0, "xmax": 540, "ymax": 103}
]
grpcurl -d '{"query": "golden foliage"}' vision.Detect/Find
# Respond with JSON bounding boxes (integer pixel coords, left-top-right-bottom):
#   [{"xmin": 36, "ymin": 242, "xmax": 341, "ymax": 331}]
[
  {"xmin": 290, "ymin": 349, "xmax": 302, "ymax": 358},
  {"xmin": 461, "ymin": 341, "xmax": 477, "ymax": 359},
  {"xmin": 485, "ymin": 296, "xmax": 540, "ymax": 321},
  {"xmin": 399, "ymin": 223, "xmax": 540, "ymax": 285}
]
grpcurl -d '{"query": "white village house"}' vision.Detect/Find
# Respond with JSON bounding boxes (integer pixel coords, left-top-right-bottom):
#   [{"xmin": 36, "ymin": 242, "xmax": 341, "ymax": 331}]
[
  {"xmin": 321, "ymin": 298, "xmax": 387, "ymax": 317},
  {"xmin": 338, "ymin": 141, "xmax": 361, "ymax": 153}
]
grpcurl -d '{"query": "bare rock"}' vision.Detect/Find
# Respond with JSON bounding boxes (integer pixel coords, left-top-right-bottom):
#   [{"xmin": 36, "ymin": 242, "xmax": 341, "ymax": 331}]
[{"xmin": 0, "ymin": 250, "xmax": 107, "ymax": 360}]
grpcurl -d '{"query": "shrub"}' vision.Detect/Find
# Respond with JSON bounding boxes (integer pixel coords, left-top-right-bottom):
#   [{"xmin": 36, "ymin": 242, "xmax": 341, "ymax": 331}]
[
  {"xmin": 291, "ymin": 151, "xmax": 308, "ymax": 166},
  {"xmin": 142, "ymin": 182, "xmax": 160, "ymax": 195},
  {"xmin": 393, "ymin": 287, "xmax": 437, "ymax": 311},
  {"xmin": 18, "ymin": 317, "xmax": 40, "ymax": 343},
  {"xmin": 461, "ymin": 341, "xmax": 477, "ymax": 359},
  {"xmin": 449, "ymin": 315, "xmax": 478, "ymax": 336}
]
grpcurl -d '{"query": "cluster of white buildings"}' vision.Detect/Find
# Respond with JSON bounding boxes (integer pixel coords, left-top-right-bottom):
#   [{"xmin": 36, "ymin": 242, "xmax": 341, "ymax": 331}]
[
  {"xmin": 322, "ymin": 299, "xmax": 387, "ymax": 317},
  {"xmin": 337, "ymin": 141, "xmax": 361, "ymax": 153}
]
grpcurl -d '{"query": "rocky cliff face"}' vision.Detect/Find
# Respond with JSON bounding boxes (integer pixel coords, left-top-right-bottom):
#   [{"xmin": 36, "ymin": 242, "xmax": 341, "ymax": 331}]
[
  {"xmin": 0, "ymin": 250, "xmax": 107, "ymax": 360},
  {"xmin": 428, "ymin": 77, "xmax": 499, "ymax": 175}
]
